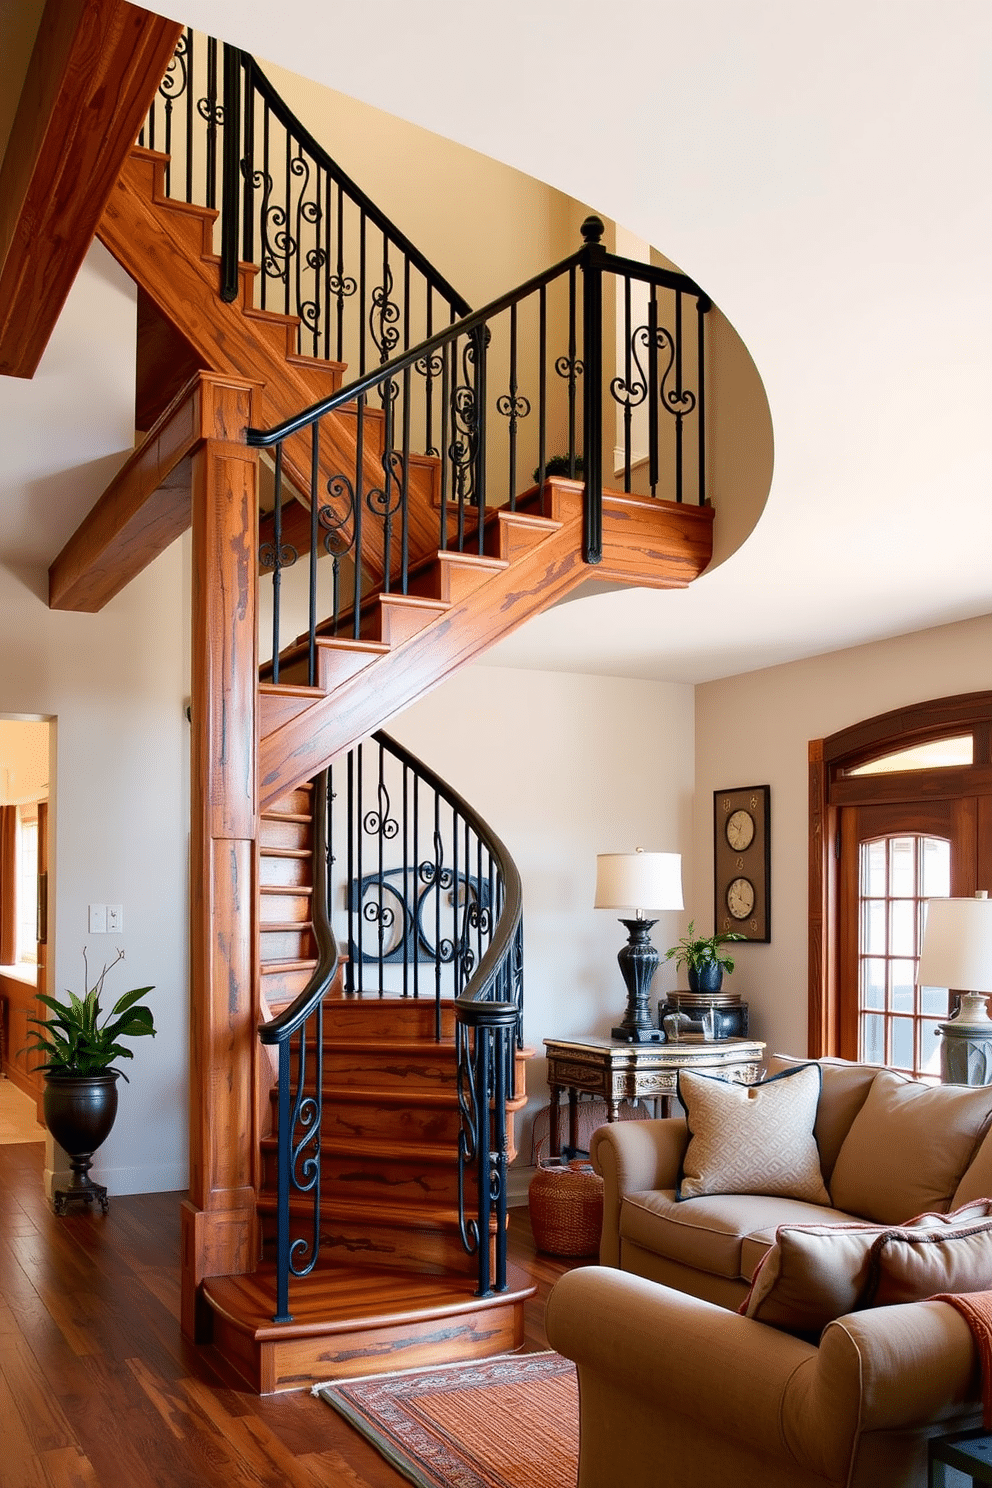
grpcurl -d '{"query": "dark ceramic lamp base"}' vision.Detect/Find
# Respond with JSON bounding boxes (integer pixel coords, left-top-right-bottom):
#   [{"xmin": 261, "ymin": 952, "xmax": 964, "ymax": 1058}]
[{"xmin": 611, "ymin": 917, "xmax": 665, "ymax": 1044}]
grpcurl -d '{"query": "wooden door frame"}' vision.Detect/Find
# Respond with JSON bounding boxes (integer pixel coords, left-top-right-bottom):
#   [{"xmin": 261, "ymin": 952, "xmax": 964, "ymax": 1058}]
[{"xmin": 809, "ymin": 691, "xmax": 992, "ymax": 1057}]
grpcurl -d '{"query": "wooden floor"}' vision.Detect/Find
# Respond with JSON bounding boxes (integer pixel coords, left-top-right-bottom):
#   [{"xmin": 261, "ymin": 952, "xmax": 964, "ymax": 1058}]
[{"xmin": 0, "ymin": 1139, "xmax": 583, "ymax": 1487}]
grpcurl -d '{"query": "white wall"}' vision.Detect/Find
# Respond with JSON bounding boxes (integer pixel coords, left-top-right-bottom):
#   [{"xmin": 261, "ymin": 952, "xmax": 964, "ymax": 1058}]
[
  {"xmin": 694, "ymin": 613, "xmax": 992, "ymax": 1058},
  {"xmin": 390, "ymin": 663, "xmax": 695, "ymax": 1185},
  {"xmin": 0, "ymin": 244, "xmax": 191, "ymax": 1195}
]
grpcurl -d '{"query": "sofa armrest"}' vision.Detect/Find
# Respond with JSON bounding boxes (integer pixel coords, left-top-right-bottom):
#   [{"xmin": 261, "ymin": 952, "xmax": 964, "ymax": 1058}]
[
  {"xmin": 546, "ymin": 1268, "xmax": 982, "ymax": 1488},
  {"xmin": 590, "ymin": 1117, "xmax": 688, "ymax": 1267}
]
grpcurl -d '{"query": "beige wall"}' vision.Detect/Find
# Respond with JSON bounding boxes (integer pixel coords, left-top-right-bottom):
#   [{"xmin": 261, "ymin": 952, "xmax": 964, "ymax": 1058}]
[
  {"xmin": 391, "ymin": 662, "xmax": 695, "ymax": 1182},
  {"xmin": 694, "ymin": 612, "xmax": 992, "ymax": 1059}
]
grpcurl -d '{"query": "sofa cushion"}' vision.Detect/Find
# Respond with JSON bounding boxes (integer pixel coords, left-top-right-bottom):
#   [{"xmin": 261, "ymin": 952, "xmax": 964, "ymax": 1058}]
[
  {"xmin": 620, "ymin": 1189, "xmax": 860, "ymax": 1282},
  {"xmin": 742, "ymin": 1199, "xmax": 992, "ymax": 1336},
  {"xmin": 677, "ymin": 1064, "xmax": 830, "ymax": 1204},
  {"xmin": 864, "ymin": 1214, "xmax": 992, "ymax": 1307},
  {"xmin": 829, "ymin": 1069, "xmax": 992, "ymax": 1223},
  {"xmin": 764, "ymin": 1054, "xmax": 879, "ymax": 1182}
]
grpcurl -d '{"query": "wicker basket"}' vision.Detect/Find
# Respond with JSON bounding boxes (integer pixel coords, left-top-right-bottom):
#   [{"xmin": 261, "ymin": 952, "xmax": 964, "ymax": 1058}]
[{"xmin": 528, "ymin": 1159, "xmax": 604, "ymax": 1257}]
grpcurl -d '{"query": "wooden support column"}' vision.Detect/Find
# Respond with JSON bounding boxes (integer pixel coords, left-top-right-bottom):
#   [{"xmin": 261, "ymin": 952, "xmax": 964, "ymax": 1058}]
[{"xmin": 181, "ymin": 375, "xmax": 260, "ymax": 1343}]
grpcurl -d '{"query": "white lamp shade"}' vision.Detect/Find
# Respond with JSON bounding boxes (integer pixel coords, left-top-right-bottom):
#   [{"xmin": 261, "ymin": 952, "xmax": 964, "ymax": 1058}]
[
  {"xmin": 917, "ymin": 893, "xmax": 992, "ymax": 993},
  {"xmin": 594, "ymin": 851, "xmax": 684, "ymax": 914}
]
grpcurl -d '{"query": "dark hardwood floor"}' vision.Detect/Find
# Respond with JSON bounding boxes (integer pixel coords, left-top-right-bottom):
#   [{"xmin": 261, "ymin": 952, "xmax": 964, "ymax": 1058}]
[{"xmin": 0, "ymin": 1138, "xmax": 582, "ymax": 1487}]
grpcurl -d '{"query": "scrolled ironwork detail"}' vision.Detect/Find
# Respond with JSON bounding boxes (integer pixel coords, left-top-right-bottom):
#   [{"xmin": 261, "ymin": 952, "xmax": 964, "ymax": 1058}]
[
  {"xmin": 554, "ymin": 352, "xmax": 584, "ymax": 383},
  {"xmin": 363, "ymin": 781, "xmax": 399, "ymax": 841},
  {"xmin": 158, "ymin": 31, "xmax": 189, "ymax": 103},
  {"xmin": 259, "ymin": 540, "xmax": 298, "ymax": 571},
  {"xmin": 370, "ymin": 264, "xmax": 401, "ymax": 364},
  {"xmin": 318, "ymin": 475, "xmax": 357, "ymax": 560}
]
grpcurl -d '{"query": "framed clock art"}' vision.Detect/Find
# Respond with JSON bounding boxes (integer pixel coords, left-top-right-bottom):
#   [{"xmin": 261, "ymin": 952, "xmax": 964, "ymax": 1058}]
[{"xmin": 713, "ymin": 785, "xmax": 770, "ymax": 942}]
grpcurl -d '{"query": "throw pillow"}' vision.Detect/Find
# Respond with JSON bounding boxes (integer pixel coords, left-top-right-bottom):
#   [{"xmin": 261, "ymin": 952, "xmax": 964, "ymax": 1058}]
[
  {"xmin": 677, "ymin": 1063, "xmax": 829, "ymax": 1204},
  {"xmin": 741, "ymin": 1198, "xmax": 992, "ymax": 1336},
  {"xmin": 829, "ymin": 1070, "xmax": 992, "ymax": 1224},
  {"xmin": 864, "ymin": 1220, "xmax": 992, "ymax": 1307}
]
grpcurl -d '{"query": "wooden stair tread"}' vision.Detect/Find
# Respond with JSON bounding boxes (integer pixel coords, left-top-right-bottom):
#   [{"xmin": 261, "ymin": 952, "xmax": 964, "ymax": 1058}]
[
  {"xmin": 260, "ymin": 883, "xmax": 313, "ymax": 894},
  {"xmin": 260, "ymin": 959, "xmax": 317, "ymax": 974},
  {"xmin": 203, "ymin": 1261, "xmax": 535, "ymax": 1341}
]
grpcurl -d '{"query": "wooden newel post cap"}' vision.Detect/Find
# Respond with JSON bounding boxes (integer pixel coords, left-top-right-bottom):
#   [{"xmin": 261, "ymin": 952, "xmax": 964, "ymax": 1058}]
[{"xmin": 581, "ymin": 215, "xmax": 605, "ymax": 244}]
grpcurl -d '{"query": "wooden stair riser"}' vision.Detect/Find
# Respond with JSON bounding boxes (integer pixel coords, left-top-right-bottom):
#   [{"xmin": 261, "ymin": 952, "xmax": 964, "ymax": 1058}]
[
  {"xmin": 259, "ymin": 888, "xmax": 312, "ymax": 922},
  {"xmin": 259, "ymin": 817, "xmax": 311, "ymax": 853},
  {"xmin": 202, "ymin": 1264, "xmax": 531, "ymax": 1394},
  {"xmin": 257, "ymin": 1202, "xmax": 494, "ymax": 1279},
  {"xmin": 258, "ymin": 855, "xmax": 311, "ymax": 893},
  {"xmin": 260, "ymin": 964, "xmax": 316, "ymax": 1008},
  {"xmin": 316, "ymin": 998, "xmax": 458, "ymax": 1041},
  {"xmin": 266, "ymin": 1089, "xmax": 520, "ymax": 1163},
  {"xmin": 260, "ymin": 927, "xmax": 316, "ymax": 963},
  {"xmin": 259, "ymin": 1143, "xmax": 471, "ymax": 1207}
]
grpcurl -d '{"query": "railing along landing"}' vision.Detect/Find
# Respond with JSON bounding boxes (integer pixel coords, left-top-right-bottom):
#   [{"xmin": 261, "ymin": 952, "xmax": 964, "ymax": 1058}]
[
  {"xmin": 257, "ymin": 732, "xmax": 523, "ymax": 1318},
  {"xmin": 250, "ymin": 217, "xmax": 711, "ymax": 683}
]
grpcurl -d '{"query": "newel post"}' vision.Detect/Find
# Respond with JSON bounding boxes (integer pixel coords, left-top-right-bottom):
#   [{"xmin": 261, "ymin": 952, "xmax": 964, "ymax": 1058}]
[
  {"xmin": 181, "ymin": 373, "xmax": 261, "ymax": 1342},
  {"xmin": 580, "ymin": 215, "xmax": 605, "ymax": 565}
]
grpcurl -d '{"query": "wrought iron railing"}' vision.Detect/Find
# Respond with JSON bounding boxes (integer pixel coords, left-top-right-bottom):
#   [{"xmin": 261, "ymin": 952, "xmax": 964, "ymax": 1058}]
[
  {"xmin": 250, "ymin": 219, "xmax": 710, "ymax": 682},
  {"xmin": 257, "ymin": 772, "xmax": 337, "ymax": 1324},
  {"xmin": 140, "ymin": 30, "xmax": 470, "ymax": 370},
  {"xmin": 258, "ymin": 732, "xmax": 523, "ymax": 1315}
]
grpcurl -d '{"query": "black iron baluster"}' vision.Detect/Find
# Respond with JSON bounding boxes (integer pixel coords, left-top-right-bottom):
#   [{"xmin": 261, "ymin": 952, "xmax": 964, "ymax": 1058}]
[
  {"xmin": 272, "ymin": 1038, "xmax": 293, "ymax": 1321},
  {"xmin": 353, "ymin": 395, "xmax": 365, "ymax": 637},
  {"xmin": 675, "ymin": 289, "xmax": 684, "ymax": 505},
  {"xmin": 424, "ymin": 291, "xmax": 435, "ymax": 456},
  {"xmin": 439, "ymin": 338, "xmax": 451, "ymax": 551},
  {"xmin": 648, "ymin": 287, "xmax": 659, "ymax": 497},
  {"xmin": 401, "ymin": 365, "xmax": 411, "ymax": 593},
  {"xmin": 260, "ymin": 443, "xmax": 295, "ymax": 681},
  {"xmin": 260, "ymin": 101, "xmax": 270, "ymax": 312},
  {"xmin": 359, "ymin": 214, "xmax": 367, "ymax": 377},
  {"xmin": 581, "ymin": 217, "xmax": 605, "ymax": 564},
  {"xmin": 697, "ymin": 294, "xmax": 708, "ymax": 506},
  {"xmin": 345, "ymin": 748, "xmax": 355, "ymax": 995},
  {"xmin": 537, "ymin": 286, "xmax": 547, "ymax": 489},
  {"xmin": 241, "ymin": 57, "xmax": 255, "ymax": 269},
  {"xmin": 567, "ymin": 268, "xmax": 577, "ymax": 468},
  {"xmin": 474, "ymin": 325, "xmax": 487, "ymax": 553},
  {"xmin": 497, "ymin": 303, "xmax": 530, "ymax": 510},
  {"xmin": 220, "ymin": 44, "xmax": 240, "ymax": 303},
  {"xmin": 402, "ymin": 761, "xmax": 410, "ymax": 999},
  {"xmin": 308, "ymin": 421, "xmax": 319, "ymax": 686},
  {"xmin": 204, "ymin": 36, "xmax": 218, "ymax": 209},
  {"xmin": 356, "ymin": 742, "xmax": 364, "ymax": 996},
  {"xmin": 184, "ymin": 30, "xmax": 194, "ymax": 202},
  {"xmin": 622, "ymin": 274, "xmax": 633, "ymax": 491}
]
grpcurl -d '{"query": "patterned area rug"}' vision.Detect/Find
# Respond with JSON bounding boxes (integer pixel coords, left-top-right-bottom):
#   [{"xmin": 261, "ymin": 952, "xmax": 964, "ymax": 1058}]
[{"xmin": 315, "ymin": 1350, "xmax": 578, "ymax": 1488}]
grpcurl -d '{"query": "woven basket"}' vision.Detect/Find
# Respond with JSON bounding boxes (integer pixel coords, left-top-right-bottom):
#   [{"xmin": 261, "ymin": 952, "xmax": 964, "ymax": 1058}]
[{"xmin": 528, "ymin": 1159, "xmax": 604, "ymax": 1257}]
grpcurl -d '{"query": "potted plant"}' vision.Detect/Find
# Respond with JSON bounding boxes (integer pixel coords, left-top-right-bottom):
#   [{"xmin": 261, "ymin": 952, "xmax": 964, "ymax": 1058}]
[
  {"xmin": 533, "ymin": 453, "xmax": 584, "ymax": 482},
  {"xmin": 663, "ymin": 921, "xmax": 745, "ymax": 994},
  {"xmin": 25, "ymin": 949, "xmax": 156, "ymax": 1214}
]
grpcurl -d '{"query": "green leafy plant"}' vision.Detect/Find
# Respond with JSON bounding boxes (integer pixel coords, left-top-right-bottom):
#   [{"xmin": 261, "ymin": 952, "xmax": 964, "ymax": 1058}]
[
  {"xmin": 25, "ymin": 949, "xmax": 156, "ymax": 1079},
  {"xmin": 663, "ymin": 921, "xmax": 745, "ymax": 976},
  {"xmin": 533, "ymin": 452, "xmax": 584, "ymax": 482}
]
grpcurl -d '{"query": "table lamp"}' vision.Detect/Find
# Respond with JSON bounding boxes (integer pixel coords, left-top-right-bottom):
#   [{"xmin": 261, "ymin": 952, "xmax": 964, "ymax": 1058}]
[
  {"xmin": 916, "ymin": 890, "xmax": 992, "ymax": 1085},
  {"xmin": 595, "ymin": 849, "xmax": 683, "ymax": 1043}
]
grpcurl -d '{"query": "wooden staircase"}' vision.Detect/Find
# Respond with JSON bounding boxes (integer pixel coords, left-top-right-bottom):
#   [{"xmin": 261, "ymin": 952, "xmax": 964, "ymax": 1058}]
[{"xmin": 42, "ymin": 70, "xmax": 715, "ymax": 1392}]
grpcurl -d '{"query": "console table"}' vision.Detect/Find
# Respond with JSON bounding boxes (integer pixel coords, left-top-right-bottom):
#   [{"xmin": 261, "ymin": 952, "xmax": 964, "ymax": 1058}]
[{"xmin": 544, "ymin": 1035, "xmax": 766, "ymax": 1159}]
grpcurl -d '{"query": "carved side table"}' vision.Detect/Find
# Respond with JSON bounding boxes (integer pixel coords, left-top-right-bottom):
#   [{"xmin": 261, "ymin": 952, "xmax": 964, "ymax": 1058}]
[{"xmin": 543, "ymin": 1035, "xmax": 766, "ymax": 1159}]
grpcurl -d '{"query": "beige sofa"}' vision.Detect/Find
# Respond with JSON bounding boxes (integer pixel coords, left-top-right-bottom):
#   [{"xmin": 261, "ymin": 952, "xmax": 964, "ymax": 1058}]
[
  {"xmin": 543, "ymin": 1058, "xmax": 992, "ymax": 1487},
  {"xmin": 591, "ymin": 1055, "xmax": 992, "ymax": 1305}
]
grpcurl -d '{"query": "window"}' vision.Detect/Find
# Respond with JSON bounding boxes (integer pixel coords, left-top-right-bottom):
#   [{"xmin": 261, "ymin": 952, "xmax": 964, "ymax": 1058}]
[{"xmin": 857, "ymin": 834, "xmax": 949, "ymax": 1079}]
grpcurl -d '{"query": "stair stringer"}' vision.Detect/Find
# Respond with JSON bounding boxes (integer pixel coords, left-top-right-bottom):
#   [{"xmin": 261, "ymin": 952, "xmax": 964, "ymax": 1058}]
[{"xmin": 259, "ymin": 483, "xmax": 714, "ymax": 808}]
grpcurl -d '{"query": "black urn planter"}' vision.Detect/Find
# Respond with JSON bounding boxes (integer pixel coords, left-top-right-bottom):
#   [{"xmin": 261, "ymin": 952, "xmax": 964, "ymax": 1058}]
[
  {"xmin": 43, "ymin": 1070, "xmax": 119, "ymax": 1215},
  {"xmin": 687, "ymin": 961, "xmax": 724, "ymax": 994}
]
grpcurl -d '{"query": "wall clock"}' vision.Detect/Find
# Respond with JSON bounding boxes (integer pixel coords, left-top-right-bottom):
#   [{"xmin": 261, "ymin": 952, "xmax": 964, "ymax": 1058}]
[{"xmin": 713, "ymin": 785, "xmax": 770, "ymax": 942}]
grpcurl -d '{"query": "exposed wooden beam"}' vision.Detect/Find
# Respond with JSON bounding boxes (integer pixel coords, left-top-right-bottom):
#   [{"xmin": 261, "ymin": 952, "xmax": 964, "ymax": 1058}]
[
  {"xmin": 48, "ymin": 371, "xmax": 260, "ymax": 612},
  {"xmin": 0, "ymin": 0, "xmax": 182, "ymax": 378}
]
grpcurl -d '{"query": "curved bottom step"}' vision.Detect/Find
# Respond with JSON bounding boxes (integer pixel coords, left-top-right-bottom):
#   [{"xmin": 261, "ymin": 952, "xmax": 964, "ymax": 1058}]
[{"xmin": 202, "ymin": 1260, "xmax": 536, "ymax": 1394}]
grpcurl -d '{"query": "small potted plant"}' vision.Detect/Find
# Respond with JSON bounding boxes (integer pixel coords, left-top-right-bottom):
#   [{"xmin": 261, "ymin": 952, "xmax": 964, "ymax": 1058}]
[
  {"xmin": 663, "ymin": 921, "xmax": 745, "ymax": 994},
  {"xmin": 25, "ymin": 949, "xmax": 155, "ymax": 1214},
  {"xmin": 533, "ymin": 453, "xmax": 584, "ymax": 482}
]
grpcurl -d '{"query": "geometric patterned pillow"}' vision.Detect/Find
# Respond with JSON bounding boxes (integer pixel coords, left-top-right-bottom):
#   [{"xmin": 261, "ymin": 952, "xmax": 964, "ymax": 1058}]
[{"xmin": 676, "ymin": 1063, "xmax": 830, "ymax": 1204}]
